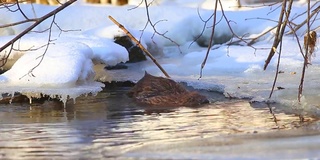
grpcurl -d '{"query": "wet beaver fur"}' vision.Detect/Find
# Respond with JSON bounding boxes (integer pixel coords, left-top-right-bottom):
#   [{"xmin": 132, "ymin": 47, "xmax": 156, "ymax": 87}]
[{"xmin": 127, "ymin": 72, "xmax": 209, "ymax": 107}]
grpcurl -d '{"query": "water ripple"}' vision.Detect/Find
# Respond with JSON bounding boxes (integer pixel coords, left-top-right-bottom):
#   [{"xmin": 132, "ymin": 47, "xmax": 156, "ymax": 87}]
[{"xmin": 0, "ymin": 89, "xmax": 318, "ymax": 159}]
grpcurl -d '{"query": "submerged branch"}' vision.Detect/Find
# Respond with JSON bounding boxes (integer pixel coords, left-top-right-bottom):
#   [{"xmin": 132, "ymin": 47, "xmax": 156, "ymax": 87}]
[{"xmin": 108, "ymin": 15, "xmax": 170, "ymax": 78}]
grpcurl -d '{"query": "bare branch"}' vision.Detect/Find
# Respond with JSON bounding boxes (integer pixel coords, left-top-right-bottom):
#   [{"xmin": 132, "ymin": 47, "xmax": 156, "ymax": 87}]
[
  {"xmin": 0, "ymin": 44, "xmax": 13, "ymax": 68},
  {"xmin": 140, "ymin": 0, "xmax": 181, "ymax": 53},
  {"xmin": 198, "ymin": 0, "xmax": 219, "ymax": 79},
  {"xmin": 0, "ymin": 18, "xmax": 38, "ymax": 28},
  {"xmin": 286, "ymin": 2, "xmax": 320, "ymax": 35},
  {"xmin": 19, "ymin": 14, "xmax": 57, "ymax": 80},
  {"xmin": 268, "ymin": 37, "xmax": 283, "ymax": 99},
  {"xmin": 247, "ymin": 26, "xmax": 277, "ymax": 46},
  {"xmin": 190, "ymin": 8, "xmax": 220, "ymax": 48},
  {"xmin": 263, "ymin": 0, "xmax": 293, "ymax": 70},
  {"xmin": 0, "ymin": 0, "xmax": 77, "ymax": 68},
  {"xmin": 109, "ymin": 15, "xmax": 170, "ymax": 78},
  {"xmin": 16, "ymin": 0, "xmax": 30, "ymax": 20},
  {"xmin": 286, "ymin": 3, "xmax": 320, "ymax": 35},
  {"xmin": 298, "ymin": 0, "xmax": 312, "ymax": 103}
]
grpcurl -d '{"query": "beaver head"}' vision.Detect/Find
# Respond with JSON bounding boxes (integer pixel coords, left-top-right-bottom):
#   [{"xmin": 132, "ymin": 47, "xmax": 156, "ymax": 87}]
[{"xmin": 127, "ymin": 72, "xmax": 209, "ymax": 107}]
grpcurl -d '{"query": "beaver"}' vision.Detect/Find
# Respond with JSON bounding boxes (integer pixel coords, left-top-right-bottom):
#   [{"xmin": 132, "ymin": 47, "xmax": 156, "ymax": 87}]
[{"xmin": 127, "ymin": 72, "xmax": 209, "ymax": 107}]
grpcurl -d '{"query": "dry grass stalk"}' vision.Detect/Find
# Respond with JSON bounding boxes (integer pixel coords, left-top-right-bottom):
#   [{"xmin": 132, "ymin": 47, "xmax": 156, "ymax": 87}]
[{"xmin": 304, "ymin": 31, "xmax": 317, "ymax": 63}]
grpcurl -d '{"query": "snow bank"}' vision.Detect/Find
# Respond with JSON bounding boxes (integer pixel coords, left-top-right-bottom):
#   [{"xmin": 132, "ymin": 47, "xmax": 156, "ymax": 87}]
[
  {"xmin": 0, "ymin": 1, "xmax": 320, "ymax": 117},
  {"xmin": 1, "ymin": 41, "xmax": 94, "ymax": 86},
  {"xmin": 0, "ymin": 29, "xmax": 128, "ymax": 104},
  {"xmin": 0, "ymin": 40, "xmax": 103, "ymax": 104}
]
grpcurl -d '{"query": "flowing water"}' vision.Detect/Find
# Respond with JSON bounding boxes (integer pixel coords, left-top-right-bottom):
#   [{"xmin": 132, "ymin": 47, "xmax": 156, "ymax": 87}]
[{"xmin": 0, "ymin": 87, "xmax": 320, "ymax": 159}]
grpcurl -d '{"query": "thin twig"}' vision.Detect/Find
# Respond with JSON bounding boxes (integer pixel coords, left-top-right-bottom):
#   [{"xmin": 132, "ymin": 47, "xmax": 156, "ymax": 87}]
[
  {"xmin": 298, "ymin": 0, "xmax": 311, "ymax": 102},
  {"xmin": 108, "ymin": 15, "xmax": 170, "ymax": 78},
  {"xmin": 247, "ymin": 26, "xmax": 277, "ymax": 46},
  {"xmin": 286, "ymin": 3, "xmax": 320, "ymax": 35},
  {"xmin": 0, "ymin": 18, "xmax": 38, "ymax": 28},
  {"xmin": 199, "ymin": 0, "xmax": 219, "ymax": 79},
  {"xmin": 269, "ymin": 38, "xmax": 283, "ymax": 99},
  {"xmin": 19, "ymin": 14, "xmax": 57, "ymax": 80},
  {"xmin": 190, "ymin": 7, "xmax": 220, "ymax": 48},
  {"xmin": 268, "ymin": 0, "xmax": 294, "ymax": 98},
  {"xmin": 263, "ymin": 0, "xmax": 288, "ymax": 70},
  {"xmin": 0, "ymin": 0, "xmax": 77, "ymax": 67},
  {"xmin": 141, "ymin": 0, "xmax": 181, "ymax": 53},
  {"xmin": 0, "ymin": 44, "xmax": 13, "ymax": 67},
  {"xmin": 16, "ymin": 0, "xmax": 29, "ymax": 20}
]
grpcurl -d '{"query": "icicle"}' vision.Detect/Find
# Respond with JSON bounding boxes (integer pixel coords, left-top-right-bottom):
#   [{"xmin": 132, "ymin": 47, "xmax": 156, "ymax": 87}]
[
  {"xmin": 72, "ymin": 97, "xmax": 76, "ymax": 104},
  {"xmin": 29, "ymin": 97, "xmax": 32, "ymax": 104},
  {"xmin": 0, "ymin": 82, "xmax": 103, "ymax": 106},
  {"xmin": 62, "ymin": 98, "xmax": 67, "ymax": 108},
  {"xmin": 25, "ymin": 94, "xmax": 33, "ymax": 104},
  {"xmin": 68, "ymin": 94, "xmax": 78, "ymax": 104},
  {"xmin": 59, "ymin": 94, "xmax": 69, "ymax": 108},
  {"xmin": 9, "ymin": 92, "xmax": 14, "ymax": 104}
]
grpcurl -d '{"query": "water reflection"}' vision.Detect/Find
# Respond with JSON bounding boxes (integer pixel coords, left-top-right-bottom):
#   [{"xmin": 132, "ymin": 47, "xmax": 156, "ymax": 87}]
[{"xmin": 0, "ymin": 88, "xmax": 318, "ymax": 159}]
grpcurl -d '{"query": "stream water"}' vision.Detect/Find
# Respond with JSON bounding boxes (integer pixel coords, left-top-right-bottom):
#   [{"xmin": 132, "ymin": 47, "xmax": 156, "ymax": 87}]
[{"xmin": 0, "ymin": 87, "xmax": 320, "ymax": 159}]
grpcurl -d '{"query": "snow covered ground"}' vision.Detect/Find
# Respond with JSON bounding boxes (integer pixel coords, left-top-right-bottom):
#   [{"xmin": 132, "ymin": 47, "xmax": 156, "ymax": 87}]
[{"xmin": 0, "ymin": 0, "xmax": 319, "ymax": 116}]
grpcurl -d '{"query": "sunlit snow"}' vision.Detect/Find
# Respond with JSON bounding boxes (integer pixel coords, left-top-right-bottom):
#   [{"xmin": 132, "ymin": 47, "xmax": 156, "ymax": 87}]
[{"xmin": 0, "ymin": 0, "xmax": 319, "ymax": 116}]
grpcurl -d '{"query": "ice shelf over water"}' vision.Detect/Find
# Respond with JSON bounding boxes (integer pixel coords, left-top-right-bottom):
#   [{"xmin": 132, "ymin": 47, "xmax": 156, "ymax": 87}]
[{"xmin": 0, "ymin": 1, "xmax": 320, "ymax": 116}]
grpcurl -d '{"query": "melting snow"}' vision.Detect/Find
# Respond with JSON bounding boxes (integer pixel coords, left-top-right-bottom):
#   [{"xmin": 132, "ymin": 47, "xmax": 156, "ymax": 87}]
[{"xmin": 0, "ymin": 1, "xmax": 320, "ymax": 116}]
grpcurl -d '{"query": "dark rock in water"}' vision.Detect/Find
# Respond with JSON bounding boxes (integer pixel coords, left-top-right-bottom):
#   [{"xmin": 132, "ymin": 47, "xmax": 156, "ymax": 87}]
[
  {"xmin": 0, "ymin": 69, "xmax": 5, "ymax": 74},
  {"xmin": 0, "ymin": 93, "xmax": 29, "ymax": 104},
  {"xmin": 0, "ymin": 93, "xmax": 62, "ymax": 105},
  {"xmin": 102, "ymin": 80, "xmax": 135, "ymax": 89},
  {"xmin": 195, "ymin": 33, "xmax": 233, "ymax": 47},
  {"xmin": 127, "ymin": 72, "xmax": 209, "ymax": 107},
  {"xmin": 114, "ymin": 35, "xmax": 147, "ymax": 63},
  {"xmin": 104, "ymin": 63, "xmax": 128, "ymax": 70}
]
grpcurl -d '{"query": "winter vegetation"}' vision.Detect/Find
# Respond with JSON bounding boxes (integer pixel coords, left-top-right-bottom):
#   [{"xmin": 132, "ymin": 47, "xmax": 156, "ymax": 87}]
[{"xmin": 0, "ymin": 0, "xmax": 319, "ymax": 117}]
